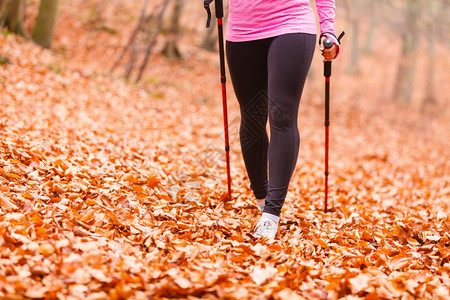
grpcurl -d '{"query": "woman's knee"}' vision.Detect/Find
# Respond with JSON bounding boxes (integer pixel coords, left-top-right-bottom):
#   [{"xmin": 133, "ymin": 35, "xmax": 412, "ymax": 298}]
[{"xmin": 269, "ymin": 102, "xmax": 294, "ymax": 130}]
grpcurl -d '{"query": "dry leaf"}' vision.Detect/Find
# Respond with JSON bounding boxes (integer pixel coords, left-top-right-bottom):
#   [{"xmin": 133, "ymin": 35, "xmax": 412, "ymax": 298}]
[
  {"xmin": 349, "ymin": 273, "xmax": 370, "ymax": 294},
  {"xmin": 25, "ymin": 285, "xmax": 47, "ymax": 298},
  {"xmin": 0, "ymin": 192, "xmax": 18, "ymax": 209},
  {"xmin": 174, "ymin": 277, "xmax": 192, "ymax": 289},
  {"xmin": 276, "ymin": 288, "xmax": 305, "ymax": 300},
  {"xmin": 38, "ymin": 243, "xmax": 55, "ymax": 256},
  {"xmin": 251, "ymin": 265, "xmax": 277, "ymax": 285}
]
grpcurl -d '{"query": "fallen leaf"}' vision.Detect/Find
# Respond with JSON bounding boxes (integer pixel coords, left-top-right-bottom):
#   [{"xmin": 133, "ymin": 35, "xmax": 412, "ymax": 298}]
[
  {"xmin": 349, "ymin": 272, "xmax": 370, "ymax": 294},
  {"xmin": 38, "ymin": 243, "xmax": 55, "ymax": 256},
  {"xmin": 251, "ymin": 265, "xmax": 276, "ymax": 285}
]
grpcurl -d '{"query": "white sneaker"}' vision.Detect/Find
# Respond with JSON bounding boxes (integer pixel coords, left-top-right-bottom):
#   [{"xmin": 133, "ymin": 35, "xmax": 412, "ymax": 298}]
[{"xmin": 253, "ymin": 217, "xmax": 278, "ymax": 239}]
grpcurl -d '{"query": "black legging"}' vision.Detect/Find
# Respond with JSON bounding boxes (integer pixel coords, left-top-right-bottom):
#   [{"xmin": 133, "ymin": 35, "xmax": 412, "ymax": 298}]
[{"xmin": 226, "ymin": 33, "xmax": 316, "ymax": 216}]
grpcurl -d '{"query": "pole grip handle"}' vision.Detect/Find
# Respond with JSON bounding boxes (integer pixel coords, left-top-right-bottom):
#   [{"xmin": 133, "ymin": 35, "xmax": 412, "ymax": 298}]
[
  {"xmin": 215, "ymin": 0, "xmax": 224, "ymax": 18},
  {"xmin": 323, "ymin": 38, "xmax": 333, "ymax": 77},
  {"xmin": 323, "ymin": 38, "xmax": 334, "ymax": 49}
]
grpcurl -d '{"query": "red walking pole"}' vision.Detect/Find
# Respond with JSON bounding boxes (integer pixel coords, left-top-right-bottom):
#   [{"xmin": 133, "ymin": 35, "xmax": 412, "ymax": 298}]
[
  {"xmin": 322, "ymin": 32, "xmax": 344, "ymax": 213},
  {"xmin": 205, "ymin": 0, "xmax": 232, "ymax": 200},
  {"xmin": 323, "ymin": 39, "xmax": 332, "ymax": 213}
]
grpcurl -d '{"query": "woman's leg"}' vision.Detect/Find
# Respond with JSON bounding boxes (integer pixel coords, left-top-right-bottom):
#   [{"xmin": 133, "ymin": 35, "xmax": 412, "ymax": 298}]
[
  {"xmin": 264, "ymin": 33, "xmax": 316, "ymax": 216},
  {"xmin": 226, "ymin": 39, "xmax": 272, "ymax": 200}
]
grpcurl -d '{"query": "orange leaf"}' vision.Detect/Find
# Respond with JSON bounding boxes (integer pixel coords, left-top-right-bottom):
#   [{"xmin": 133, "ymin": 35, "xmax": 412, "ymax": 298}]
[
  {"xmin": 21, "ymin": 192, "xmax": 34, "ymax": 200},
  {"xmin": 38, "ymin": 243, "xmax": 55, "ymax": 257}
]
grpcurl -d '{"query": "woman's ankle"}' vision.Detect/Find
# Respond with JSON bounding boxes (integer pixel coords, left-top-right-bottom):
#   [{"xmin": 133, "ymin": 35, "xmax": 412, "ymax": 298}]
[{"xmin": 256, "ymin": 199, "xmax": 265, "ymax": 212}]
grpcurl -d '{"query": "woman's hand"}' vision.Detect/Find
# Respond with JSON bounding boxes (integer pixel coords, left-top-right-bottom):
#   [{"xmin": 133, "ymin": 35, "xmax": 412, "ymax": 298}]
[{"xmin": 319, "ymin": 37, "xmax": 338, "ymax": 61}]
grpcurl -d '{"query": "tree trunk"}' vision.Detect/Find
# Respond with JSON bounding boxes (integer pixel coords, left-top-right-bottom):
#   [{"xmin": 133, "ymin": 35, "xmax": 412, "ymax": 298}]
[
  {"xmin": 111, "ymin": 0, "xmax": 149, "ymax": 74},
  {"xmin": 0, "ymin": 0, "xmax": 9, "ymax": 21},
  {"xmin": 1, "ymin": 0, "xmax": 27, "ymax": 37},
  {"xmin": 94, "ymin": 0, "xmax": 105, "ymax": 24},
  {"xmin": 422, "ymin": 0, "xmax": 438, "ymax": 109},
  {"xmin": 348, "ymin": 19, "xmax": 360, "ymax": 74},
  {"xmin": 201, "ymin": 17, "xmax": 217, "ymax": 52},
  {"xmin": 422, "ymin": 35, "xmax": 437, "ymax": 108},
  {"xmin": 363, "ymin": 1, "xmax": 375, "ymax": 55},
  {"xmin": 342, "ymin": 0, "xmax": 360, "ymax": 74},
  {"xmin": 32, "ymin": 0, "xmax": 60, "ymax": 48},
  {"xmin": 393, "ymin": 0, "xmax": 420, "ymax": 104},
  {"xmin": 162, "ymin": 0, "xmax": 183, "ymax": 59},
  {"xmin": 136, "ymin": 0, "xmax": 170, "ymax": 82}
]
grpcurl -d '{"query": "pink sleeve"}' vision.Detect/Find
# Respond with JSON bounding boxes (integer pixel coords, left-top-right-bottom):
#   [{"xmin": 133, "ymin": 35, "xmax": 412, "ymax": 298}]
[
  {"xmin": 316, "ymin": 0, "xmax": 336, "ymax": 36},
  {"xmin": 316, "ymin": 0, "xmax": 340, "ymax": 57}
]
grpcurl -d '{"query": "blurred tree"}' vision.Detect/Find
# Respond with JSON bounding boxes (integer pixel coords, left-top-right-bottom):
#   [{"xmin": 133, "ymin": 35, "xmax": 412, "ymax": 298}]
[
  {"xmin": 336, "ymin": 0, "xmax": 447, "ymax": 108},
  {"xmin": 136, "ymin": 0, "xmax": 170, "ymax": 82},
  {"xmin": 0, "ymin": 0, "xmax": 9, "ymax": 18},
  {"xmin": 201, "ymin": 1, "xmax": 228, "ymax": 51},
  {"xmin": 363, "ymin": 1, "xmax": 375, "ymax": 55},
  {"xmin": 125, "ymin": 0, "xmax": 153, "ymax": 80},
  {"xmin": 342, "ymin": 0, "xmax": 360, "ymax": 74},
  {"xmin": 111, "ymin": 0, "xmax": 149, "ymax": 75},
  {"xmin": 94, "ymin": 0, "xmax": 106, "ymax": 24},
  {"xmin": 111, "ymin": 0, "xmax": 171, "ymax": 82},
  {"xmin": 162, "ymin": 0, "xmax": 183, "ymax": 59},
  {"xmin": 393, "ymin": 0, "xmax": 420, "ymax": 104},
  {"xmin": 0, "ymin": 0, "xmax": 27, "ymax": 37},
  {"xmin": 32, "ymin": 0, "xmax": 60, "ymax": 48},
  {"xmin": 422, "ymin": 0, "xmax": 438, "ymax": 109},
  {"xmin": 201, "ymin": 17, "xmax": 217, "ymax": 52}
]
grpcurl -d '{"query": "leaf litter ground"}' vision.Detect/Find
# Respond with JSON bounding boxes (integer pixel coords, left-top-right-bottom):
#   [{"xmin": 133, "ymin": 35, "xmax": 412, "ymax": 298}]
[{"xmin": 0, "ymin": 1, "xmax": 449, "ymax": 299}]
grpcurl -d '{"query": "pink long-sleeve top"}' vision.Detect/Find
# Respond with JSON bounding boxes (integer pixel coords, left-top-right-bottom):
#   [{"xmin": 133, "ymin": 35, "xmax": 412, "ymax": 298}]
[{"xmin": 226, "ymin": 0, "xmax": 337, "ymax": 43}]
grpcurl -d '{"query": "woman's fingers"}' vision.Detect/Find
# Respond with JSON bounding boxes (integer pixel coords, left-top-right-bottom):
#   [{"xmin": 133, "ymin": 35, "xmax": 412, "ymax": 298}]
[{"xmin": 320, "ymin": 44, "xmax": 338, "ymax": 61}]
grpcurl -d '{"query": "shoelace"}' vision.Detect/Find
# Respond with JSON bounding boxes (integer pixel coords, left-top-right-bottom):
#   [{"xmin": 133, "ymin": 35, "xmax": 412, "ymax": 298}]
[{"xmin": 254, "ymin": 219, "xmax": 276, "ymax": 237}]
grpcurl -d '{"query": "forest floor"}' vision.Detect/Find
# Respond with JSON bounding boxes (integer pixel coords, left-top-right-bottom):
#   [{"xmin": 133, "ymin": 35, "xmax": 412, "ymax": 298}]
[{"xmin": 0, "ymin": 1, "xmax": 449, "ymax": 299}]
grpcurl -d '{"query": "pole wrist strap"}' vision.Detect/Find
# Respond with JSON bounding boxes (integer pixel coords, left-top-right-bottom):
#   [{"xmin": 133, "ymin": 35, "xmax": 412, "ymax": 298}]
[
  {"xmin": 204, "ymin": 0, "xmax": 214, "ymax": 28},
  {"xmin": 319, "ymin": 31, "xmax": 345, "ymax": 46}
]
